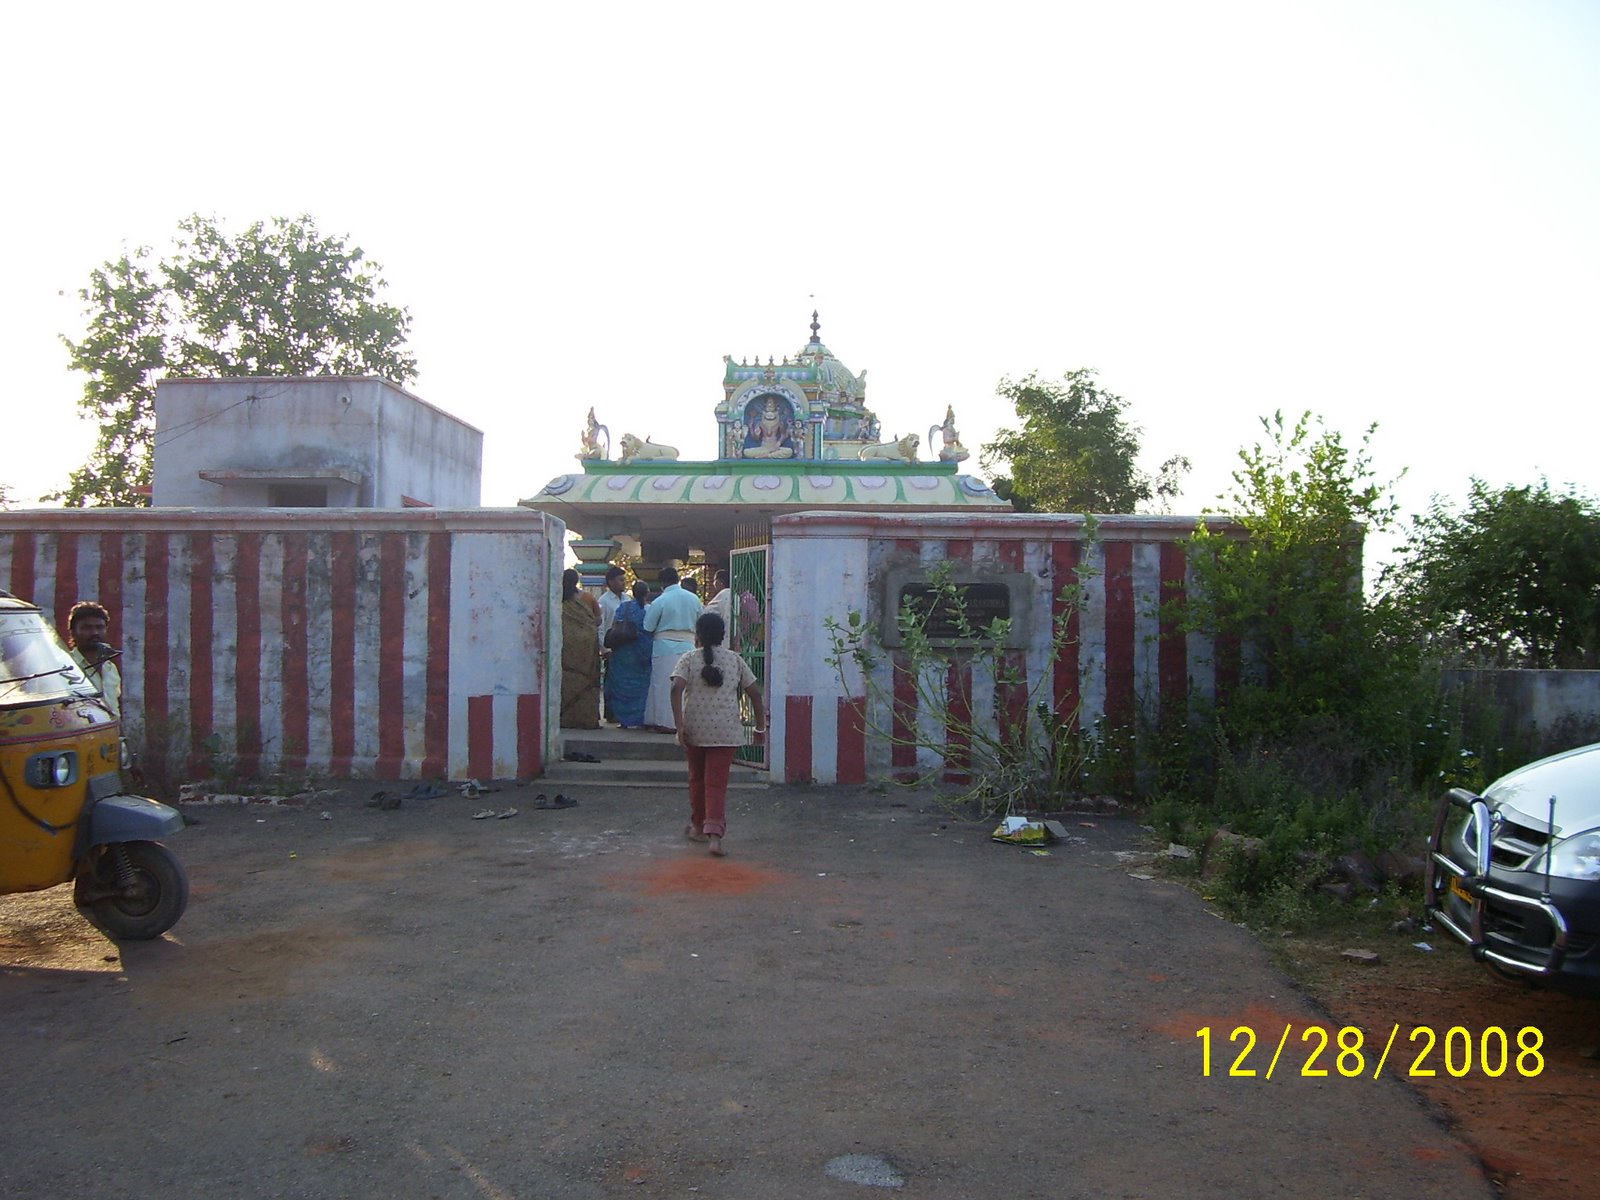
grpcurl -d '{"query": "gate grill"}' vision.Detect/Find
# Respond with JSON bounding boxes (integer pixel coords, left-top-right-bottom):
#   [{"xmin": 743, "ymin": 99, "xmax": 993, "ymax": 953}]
[{"xmin": 729, "ymin": 544, "xmax": 769, "ymax": 768}]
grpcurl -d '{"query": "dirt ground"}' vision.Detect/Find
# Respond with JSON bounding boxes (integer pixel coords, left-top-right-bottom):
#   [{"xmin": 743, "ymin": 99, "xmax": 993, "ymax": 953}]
[
  {"xmin": 0, "ymin": 780, "xmax": 1550, "ymax": 1199},
  {"xmin": 1283, "ymin": 921, "xmax": 1600, "ymax": 1199}
]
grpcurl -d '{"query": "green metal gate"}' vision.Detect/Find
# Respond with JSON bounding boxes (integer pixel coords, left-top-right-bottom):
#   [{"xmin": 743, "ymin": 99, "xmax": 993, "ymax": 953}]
[{"xmin": 729, "ymin": 543, "xmax": 769, "ymax": 768}]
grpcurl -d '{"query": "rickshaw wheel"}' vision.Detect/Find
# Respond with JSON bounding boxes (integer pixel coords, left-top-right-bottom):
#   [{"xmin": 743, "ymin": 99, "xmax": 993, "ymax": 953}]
[{"xmin": 75, "ymin": 841, "xmax": 190, "ymax": 941}]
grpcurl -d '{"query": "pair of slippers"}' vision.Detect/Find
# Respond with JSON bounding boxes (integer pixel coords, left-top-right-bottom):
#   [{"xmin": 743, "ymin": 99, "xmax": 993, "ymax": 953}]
[
  {"xmin": 535, "ymin": 793, "xmax": 578, "ymax": 810},
  {"xmin": 563, "ymin": 751, "xmax": 601, "ymax": 763}
]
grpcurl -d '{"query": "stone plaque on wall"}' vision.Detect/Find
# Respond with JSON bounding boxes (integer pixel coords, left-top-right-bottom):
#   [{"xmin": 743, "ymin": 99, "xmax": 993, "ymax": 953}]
[{"xmin": 879, "ymin": 568, "xmax": 1032, "ymax": 648}]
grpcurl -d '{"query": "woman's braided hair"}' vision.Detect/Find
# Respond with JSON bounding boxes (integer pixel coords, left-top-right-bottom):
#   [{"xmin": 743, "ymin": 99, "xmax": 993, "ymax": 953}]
[{"xmin": 695, "ymin": 611, "xmax": 726, "ymax": 687}]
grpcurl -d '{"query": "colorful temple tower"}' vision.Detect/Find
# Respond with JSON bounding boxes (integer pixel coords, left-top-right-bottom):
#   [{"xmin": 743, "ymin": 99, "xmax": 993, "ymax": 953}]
[{"xmin": 521, "ymin": 315, "xmax": 1007, "ymax": 582}]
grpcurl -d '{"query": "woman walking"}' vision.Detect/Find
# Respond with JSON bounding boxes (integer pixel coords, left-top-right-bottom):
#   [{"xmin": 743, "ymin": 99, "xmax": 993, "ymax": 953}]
[
  {"xmin": 604, "ymin": 581, "xmax": 653, "ymax": 729},
  {"xmin": 670, "ymin": 611, "xmax": 766, "ymax": 857}
]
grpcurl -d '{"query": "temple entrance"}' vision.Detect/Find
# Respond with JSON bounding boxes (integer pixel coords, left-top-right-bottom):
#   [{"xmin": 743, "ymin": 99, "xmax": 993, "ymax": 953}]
[{"xmin": 729, "ymin": 539, "xmax": 770, "ymax": 770}]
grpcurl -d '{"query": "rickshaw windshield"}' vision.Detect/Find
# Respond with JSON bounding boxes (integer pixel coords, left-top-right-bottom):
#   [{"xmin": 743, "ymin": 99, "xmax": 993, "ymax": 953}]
[{"xmin": 0, "ymin": 611, "xmax": 98, "ymax": 705}]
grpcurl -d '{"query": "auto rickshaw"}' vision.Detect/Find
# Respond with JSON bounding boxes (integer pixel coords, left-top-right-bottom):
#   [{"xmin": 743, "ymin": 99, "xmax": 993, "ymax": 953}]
[{"xmin": 0, "ymin": 590, "xmax": 188, "ymax": 939}]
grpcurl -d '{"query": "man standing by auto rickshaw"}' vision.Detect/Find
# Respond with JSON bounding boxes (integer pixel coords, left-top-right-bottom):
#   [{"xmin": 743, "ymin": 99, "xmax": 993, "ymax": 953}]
[{"xmin": 67, "ymin": 601, "xmax": 122, "ymax": 719}]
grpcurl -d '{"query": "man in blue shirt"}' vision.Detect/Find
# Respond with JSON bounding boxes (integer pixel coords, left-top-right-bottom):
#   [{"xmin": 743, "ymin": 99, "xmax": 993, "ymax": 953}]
[{"xmin": 642, "ymin": 566, "xmax": 703, "ymax": 732}]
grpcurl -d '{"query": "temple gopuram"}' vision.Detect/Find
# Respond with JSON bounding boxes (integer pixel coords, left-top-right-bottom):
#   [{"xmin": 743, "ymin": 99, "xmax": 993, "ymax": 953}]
[{"xmin": 520, "ymin": 314, "xmax": 1010, "ymax": 584}]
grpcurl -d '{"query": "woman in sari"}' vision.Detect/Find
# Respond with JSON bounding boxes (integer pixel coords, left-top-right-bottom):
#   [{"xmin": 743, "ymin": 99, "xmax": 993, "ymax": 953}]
[
  {"xmin": 603, "ymin": 581, "xmax": 652, "ymax": 728},
  {"xmin": 560, "ymin": 568, "xmax": 601, "ymax": 729}
]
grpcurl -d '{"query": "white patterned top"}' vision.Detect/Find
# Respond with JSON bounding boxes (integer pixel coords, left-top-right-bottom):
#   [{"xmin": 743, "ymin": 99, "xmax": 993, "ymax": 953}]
[{"xmin": 671, "ymin": 646, "xmax": 757, "ymax": 747}]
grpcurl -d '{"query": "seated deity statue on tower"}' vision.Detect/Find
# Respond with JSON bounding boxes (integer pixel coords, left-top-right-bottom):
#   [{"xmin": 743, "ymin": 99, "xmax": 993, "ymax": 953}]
[{"xmin": 742, "ymin": 395, "xmax": 797, "ymax": 459}]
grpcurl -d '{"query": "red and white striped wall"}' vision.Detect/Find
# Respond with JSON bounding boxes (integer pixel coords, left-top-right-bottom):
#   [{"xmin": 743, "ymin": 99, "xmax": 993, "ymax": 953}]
[
  {"xmin": 766, "ymin": 512, "xmax": 1244, "ymax": 785},
  {"xmin": 0, "ymin": 509, "xmax": 563, "ymax": 784}
]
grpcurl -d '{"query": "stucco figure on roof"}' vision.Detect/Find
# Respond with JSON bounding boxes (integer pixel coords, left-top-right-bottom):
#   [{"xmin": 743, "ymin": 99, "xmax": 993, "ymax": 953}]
[
  {"xmin": 577, "ymin": 407, "xmax": 610, "ymax": 462},
  {"xmin": 859, "ymin": 433, "xmax": 920, "ymax": 462},
  {"xmin": 618, "ymin": 434, "xmax": 680, "ymax": 464},
  {"xmin": 930, "ymin": 405, "xmax": 969, "ymax": 463}
]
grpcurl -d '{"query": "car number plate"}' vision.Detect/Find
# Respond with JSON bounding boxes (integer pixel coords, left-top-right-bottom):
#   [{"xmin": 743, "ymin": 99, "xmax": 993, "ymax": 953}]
[{"xmin": 1449, "ymin": 876, "xmax": 1473, "ymax": 904}]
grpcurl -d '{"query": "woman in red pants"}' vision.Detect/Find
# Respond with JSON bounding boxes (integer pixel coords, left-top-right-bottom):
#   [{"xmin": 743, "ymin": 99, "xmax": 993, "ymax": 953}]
[{"xmin": 670, "ymin": 611, "xmax": 766, "ymax": 857}]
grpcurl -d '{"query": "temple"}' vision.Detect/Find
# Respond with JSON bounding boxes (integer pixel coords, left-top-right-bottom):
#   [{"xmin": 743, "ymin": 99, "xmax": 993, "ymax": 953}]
[{"xmin": 520, "ymin": 314, "xmax": 1009, "ymax": 583}]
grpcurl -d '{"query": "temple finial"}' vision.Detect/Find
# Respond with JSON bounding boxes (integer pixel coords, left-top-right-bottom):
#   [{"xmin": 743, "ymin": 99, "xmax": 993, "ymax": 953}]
[{"xmin": 808, "ymin": 308, "xmax": 821, "ymax": 345}]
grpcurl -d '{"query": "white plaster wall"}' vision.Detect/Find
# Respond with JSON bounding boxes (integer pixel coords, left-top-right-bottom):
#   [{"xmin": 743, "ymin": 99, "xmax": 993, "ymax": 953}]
[
  {"xmin": 376, "ymin": 388, "xmax": 483, "ymax": 507},
  {"xmin": 448, "ymin": 517, "xmax": 564, "ymax": 777},
  {"xmin": 766, "ymin": 523, "xmax": 871, "ymax": 782},
  {"xmin": 152, "ymin": 376, "xmax": 482, "ymax": 508}
]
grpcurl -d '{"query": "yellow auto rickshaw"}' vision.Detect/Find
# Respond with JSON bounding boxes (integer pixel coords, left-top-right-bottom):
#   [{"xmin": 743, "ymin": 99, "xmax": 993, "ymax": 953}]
[{"xmin": 0, "ymin": 590, "xmax": 187, "ymax": 939}]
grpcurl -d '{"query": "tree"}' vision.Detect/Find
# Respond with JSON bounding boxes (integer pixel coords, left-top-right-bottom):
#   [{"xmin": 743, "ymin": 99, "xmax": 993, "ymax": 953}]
[
  {"xmin": 1385, "ymin": 478, "xmax": 1600, "ymax": 668},
  {"xmin": 979, "ymin": 369, "xmax": 1189, "ymax": 514},
  {"xmin": 51, "ymin": 215, "xmax": 417, "ymax": 507},
  {"xmin": 1184, "ymin": 411, "xmax": 1408, "ymax": 742}
]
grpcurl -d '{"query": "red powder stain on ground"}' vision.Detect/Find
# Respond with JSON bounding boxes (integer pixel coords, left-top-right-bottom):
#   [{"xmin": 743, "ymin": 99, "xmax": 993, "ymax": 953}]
[
  {"xmin": 1151, "ymin": 1001, "xmax": 1331, "ymax": 1041},
  {"xmin": 632, "ymin": 859, "xmax": 783, "ymax": 896}
]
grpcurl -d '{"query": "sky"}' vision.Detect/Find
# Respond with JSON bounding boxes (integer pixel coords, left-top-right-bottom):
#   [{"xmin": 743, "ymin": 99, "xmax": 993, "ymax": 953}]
[{"xmin": 3, "ymin": 0, "xmax": 1597, "ymax": 575}]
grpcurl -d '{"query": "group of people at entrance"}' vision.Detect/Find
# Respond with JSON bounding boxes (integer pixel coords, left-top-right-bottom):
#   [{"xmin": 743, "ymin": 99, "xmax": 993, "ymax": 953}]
[
  {"xmin": 561, "ymin": 565, "xmax": 735, "ymax": 736},
  {"xmin": 559, "ymin": 565, "xmax": 760, "ymax": 855}
]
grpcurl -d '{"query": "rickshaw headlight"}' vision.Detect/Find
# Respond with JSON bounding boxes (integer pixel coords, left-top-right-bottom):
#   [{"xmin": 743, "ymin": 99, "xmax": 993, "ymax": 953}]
[
  {"xmin": 24, "ymin": 751, "xmax": 79, "ymax": 788},
  {"xmin": 119, "ymin": 738, "xmax": 132, "ymax": 770}
]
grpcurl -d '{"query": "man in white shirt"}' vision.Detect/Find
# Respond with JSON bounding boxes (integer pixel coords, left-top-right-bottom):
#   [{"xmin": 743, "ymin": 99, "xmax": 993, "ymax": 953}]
[
  {"xmin": 67, "ymin": 601, "xmax": 123, "ymax": 719},
  {"xmin": 708, "ymin": 569, "xmax": 732, "ymax": 633}
]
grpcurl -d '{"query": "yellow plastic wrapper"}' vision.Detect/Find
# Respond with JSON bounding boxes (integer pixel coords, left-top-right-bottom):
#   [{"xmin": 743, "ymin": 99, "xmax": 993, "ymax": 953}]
[{"xmin": 991, "ymin": 817, "xmax": 1052, "ymax": 846}]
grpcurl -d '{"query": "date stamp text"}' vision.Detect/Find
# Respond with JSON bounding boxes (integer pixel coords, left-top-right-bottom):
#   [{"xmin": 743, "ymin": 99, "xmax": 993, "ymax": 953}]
[{"xmin": 1196, "ymin": 1024, "xmax": 1545, "ymax": 1079}]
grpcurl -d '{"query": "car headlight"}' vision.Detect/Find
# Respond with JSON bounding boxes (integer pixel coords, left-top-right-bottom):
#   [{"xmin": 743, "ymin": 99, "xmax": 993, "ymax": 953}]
[{"xmin": 1539, "ymin": 828, "xmax": 1600, "ymax": 881}]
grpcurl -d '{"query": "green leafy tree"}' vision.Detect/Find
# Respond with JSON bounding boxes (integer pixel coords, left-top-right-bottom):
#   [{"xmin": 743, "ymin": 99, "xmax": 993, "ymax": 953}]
[
  {"xmin": 1184, "ymin": 410, "xmax": 1409, "ymax": 743},
  {"xmin": 51, "ymin": 215, "xmax": 417, "ymax": 507},
  {"xmin": 1161, "ymin": 413, "xmax": 1444, "ymax": 919},
  {"xmin": 1385, "ymin": 478, "xmax": 1600, "ymax": 668},
  {"xmin": 980, "ymin": 369, "xmax": 1189, "ymax": 513}
]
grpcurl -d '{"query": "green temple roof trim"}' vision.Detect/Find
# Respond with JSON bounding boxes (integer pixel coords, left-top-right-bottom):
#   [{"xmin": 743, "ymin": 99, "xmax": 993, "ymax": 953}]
[
  {"xmin": 579, "ymin": 458, "xmax": 958, "ymax": 477},
  {"xmin": 526, "ymin": 467, "xmax": 1005, "ymax": 510}
]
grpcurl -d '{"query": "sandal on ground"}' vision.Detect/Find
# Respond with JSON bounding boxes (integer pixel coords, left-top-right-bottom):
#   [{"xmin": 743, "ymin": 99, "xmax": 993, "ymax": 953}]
[
  {"xmin": 684, "ymin": 824, "xmax": 709, "ymax": 842},
  {"xmin": 536, "ymin": 794, "xmax": 579, "ymax": 810},
  {"xmin": 707, "ymin": 836, "xmax": 726, "ymax": 857}
]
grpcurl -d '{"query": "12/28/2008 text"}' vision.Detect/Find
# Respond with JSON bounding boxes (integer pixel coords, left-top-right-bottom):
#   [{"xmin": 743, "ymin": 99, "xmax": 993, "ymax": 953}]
[{"xmin": 1195, "ymin": 1024, "xmax": 1544, "ymax": 1080}]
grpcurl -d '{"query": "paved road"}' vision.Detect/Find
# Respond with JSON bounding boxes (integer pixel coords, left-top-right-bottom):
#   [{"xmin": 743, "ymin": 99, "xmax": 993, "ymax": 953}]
[{"xmin": 0, "ymin": 783, "xmax": 1491, "ymax": 1199}]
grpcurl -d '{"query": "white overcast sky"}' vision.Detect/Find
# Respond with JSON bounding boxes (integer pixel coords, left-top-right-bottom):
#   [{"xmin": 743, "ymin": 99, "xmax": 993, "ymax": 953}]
[{"xmin": 3, "ymin": 0, "xmax": 1596, "ymax": 571}]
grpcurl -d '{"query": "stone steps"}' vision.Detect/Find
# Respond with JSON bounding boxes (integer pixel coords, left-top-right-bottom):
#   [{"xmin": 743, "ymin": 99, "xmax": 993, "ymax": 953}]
[{"xmin": 549, "ymin": 727, "xmax": 769, "ymax": 789}]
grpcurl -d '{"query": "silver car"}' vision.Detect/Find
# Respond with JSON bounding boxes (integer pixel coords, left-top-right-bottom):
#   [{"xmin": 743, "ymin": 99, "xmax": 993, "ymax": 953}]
[{"xmin": 1425, "ymin": 742, "xmax": 1600, "ymax": 996}]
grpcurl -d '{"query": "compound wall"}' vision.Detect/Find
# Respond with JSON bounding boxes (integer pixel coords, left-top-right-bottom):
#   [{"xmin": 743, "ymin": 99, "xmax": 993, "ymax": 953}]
[
  {"xmin": 0, "ymin": 508, "xmax": 562, "ymax": 785},
  {"xmin": 766, "ymin": 511, "xmax": 1242, "ymax": 785}
]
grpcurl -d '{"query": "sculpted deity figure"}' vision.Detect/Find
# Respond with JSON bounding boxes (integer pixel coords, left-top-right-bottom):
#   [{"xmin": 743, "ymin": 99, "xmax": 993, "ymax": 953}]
[
  {"xmin": 577, "ymin": 407, "xmax": 609, "ymax": 462},
  {"xmin": 742, "ymin": 396, "xmax": 796, "ymax": 459},
  {"xmin": 929, "ymin": 404, "xmax": 970, "ymax": 463}
]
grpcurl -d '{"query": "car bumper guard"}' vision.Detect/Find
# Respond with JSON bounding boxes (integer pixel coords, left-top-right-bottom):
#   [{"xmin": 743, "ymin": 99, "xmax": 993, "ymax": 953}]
[{"xmin": 1424, "ymin": 787, "xmax": 1569, "ymax": 979}]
